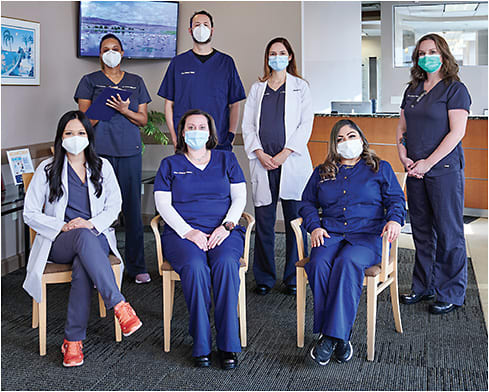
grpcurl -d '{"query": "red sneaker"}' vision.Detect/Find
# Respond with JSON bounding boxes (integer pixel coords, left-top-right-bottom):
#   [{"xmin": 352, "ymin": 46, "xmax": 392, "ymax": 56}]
[
  {"xmin": 114, "ymin": 301, "xmax": 142, "ymax": 336},
  {"xmin": 61, "ymin": 339, "xmax": 84, "ymax": 367}
]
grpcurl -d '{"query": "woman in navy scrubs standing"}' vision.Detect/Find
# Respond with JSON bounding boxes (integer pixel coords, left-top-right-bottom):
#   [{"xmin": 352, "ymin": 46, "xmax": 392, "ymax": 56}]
[
  {"xmin": 396, "ymin": 34, "xmax": 471, "ymax": 315},
  {"xmin": 74, "ymin": 34, "xmax": 152, "ymax": 284},
  {"xmin": 242, "ymin": 37, "xmax": 313, "ymax": 296},
  {"xmin": 300, "ymin": 119, "xmax": 405, "ymax": 365},
  {"xmin": 154, "ymin": 110, "xmax": 247, "ymax": 369}
]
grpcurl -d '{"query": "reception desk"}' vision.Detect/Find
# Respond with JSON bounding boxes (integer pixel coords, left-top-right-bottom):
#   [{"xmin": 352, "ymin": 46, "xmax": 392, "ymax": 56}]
[{"xmin": 308, "ymin": 114, "xmax": 488, "ymax": 211}]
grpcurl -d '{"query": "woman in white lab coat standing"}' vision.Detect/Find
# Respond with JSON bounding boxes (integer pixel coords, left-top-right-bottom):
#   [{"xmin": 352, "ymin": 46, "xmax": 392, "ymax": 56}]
[
  {"xmin": 23, "ymin": 110, "xmax": 142, "ymax": 367},
  {"xmin": 242, "ymin": 37, "xmax": 313, "ymax": 296}
]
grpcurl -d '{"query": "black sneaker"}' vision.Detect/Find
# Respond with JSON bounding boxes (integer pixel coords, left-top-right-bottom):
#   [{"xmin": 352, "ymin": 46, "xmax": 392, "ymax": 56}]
[
  {"xmin": 310, "ymin": 335, "xmax": 336, "ymax": 365},
  {"xmin": 334, "ymin": 340, "xmax": 353, "ymax": 363}
]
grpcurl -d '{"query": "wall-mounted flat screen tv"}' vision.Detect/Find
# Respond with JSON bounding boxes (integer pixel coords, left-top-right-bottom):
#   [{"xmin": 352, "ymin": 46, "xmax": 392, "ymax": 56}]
[{"xmin": 78, "ymin": 1, "xmax": 178, "ymax": 59}]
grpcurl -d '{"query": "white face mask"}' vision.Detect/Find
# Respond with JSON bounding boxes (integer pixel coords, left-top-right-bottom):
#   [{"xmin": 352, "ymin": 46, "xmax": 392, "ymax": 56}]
[
  {"xmin": 62, "ymin": 136, "xmax": 89, "ymax": 155},
  {"xmin": 102, "ymin": 50, "xmax": 122, "ymax": 68},
  {"xmin": 192, "ymin": 24, "xmax": 211, "ymax": 43},
  {"xmin": 337, "ymin": 138, "xmax": 363, "ymax": 160}
]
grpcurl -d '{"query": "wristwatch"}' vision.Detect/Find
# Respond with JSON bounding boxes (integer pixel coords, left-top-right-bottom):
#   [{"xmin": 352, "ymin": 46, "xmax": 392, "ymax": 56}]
[{"xmin": 223, "ymin": 221, "xmax": 235, "ymax": 231}]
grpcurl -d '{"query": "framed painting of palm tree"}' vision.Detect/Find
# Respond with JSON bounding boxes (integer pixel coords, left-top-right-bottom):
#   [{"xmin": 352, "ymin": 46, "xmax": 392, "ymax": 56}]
[{"xmin": 2, "ymin": 17, "xmax": 40, "ymax": 85}]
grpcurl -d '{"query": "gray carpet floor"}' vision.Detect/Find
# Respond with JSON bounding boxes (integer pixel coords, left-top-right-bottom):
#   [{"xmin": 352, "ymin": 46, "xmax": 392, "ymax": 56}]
[{"xmin": 1, "ymin": 231, "xmax": 487, "ymax": 391}]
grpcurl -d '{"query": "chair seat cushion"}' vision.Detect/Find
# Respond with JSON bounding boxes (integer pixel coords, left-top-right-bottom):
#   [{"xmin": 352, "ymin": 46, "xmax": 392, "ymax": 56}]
[
  {"xmin": 365, "ymin": 263, "xmax": 381, "ymax": 277},
  {"xmin": 296, "ymin": 257, "xmax": 381, "ymax": 277},
  {"xmin": 161, "ymin": 257, "xmax": 246, "ymax": 273},
  {"xmin": 43, "ymin": 255, "xmax": 121, "ymax": 274}
]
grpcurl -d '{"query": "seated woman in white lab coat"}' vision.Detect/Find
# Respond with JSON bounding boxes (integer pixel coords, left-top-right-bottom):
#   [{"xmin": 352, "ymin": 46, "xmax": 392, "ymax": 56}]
[
  {"xmin": 23, "ymin": 110, "xmax": 142, "ymax": 368},
  {"xmin": 242, "ymin": 37, "xmax": 314, "ymax": 296}
]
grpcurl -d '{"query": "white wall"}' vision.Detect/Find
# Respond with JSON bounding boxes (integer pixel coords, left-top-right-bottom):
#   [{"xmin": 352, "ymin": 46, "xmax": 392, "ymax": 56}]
[
  {"xmin": 380, "ymin": 1, "xmax": 489, "ymax": 114},
  {"xmin": 303, "ymin": 1, "xmax": 362, "ymax": 113}
]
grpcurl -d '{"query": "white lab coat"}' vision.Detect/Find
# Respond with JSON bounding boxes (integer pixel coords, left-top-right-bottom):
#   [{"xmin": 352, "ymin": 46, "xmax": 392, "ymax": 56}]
[
  {"xmin": 23, "ymin": 156, "xmax": 123, "ymax": 303},
  {"xmin": 242, "ymin": 73, "xmax": 314, "ymax": 206}
]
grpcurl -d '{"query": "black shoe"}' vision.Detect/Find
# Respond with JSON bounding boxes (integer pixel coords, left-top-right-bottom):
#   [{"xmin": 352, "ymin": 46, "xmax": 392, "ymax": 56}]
[
  {"xmin": 284, "ymin": 284, "xmax": 297, "ymax": 296},
  {"xmin": 193, "ymin": 354, "xmax": 211, "ymax": 368},
  {"xmin": 334, "ymin": 340, "xmax": 353, "ymax": 363},
  {"xmin": 429, "ymin": 301, "xmax": 459, "ymax": 315},
  {"xmin": 254, "ymin": 284, "xmax": 271, "ymax": 295},
  {"xmin": 400, "ymin": 291, "xmax": 435, "ymax": 305},
  {"xmin": 310, "ymin": 335, "xmax": 336, "ymax": 366},
  {"xmin": 217, "ymin": 349, "xmax": 238, "ymax": 370}
]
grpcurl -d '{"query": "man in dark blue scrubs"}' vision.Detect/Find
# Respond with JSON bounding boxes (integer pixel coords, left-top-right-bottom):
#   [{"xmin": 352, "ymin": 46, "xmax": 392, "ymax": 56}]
[{"xmin": 158, "ymin": 10, "xmax": 246, "ymax": 151}]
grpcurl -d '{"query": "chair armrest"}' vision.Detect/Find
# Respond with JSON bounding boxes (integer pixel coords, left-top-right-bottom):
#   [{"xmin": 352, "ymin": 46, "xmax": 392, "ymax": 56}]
[
  {"xmin": 290, "ymin": 217, "xmax": 305, "ymax": 261},
  {"xmin": 150, "ymin": 215, "xmax": 164, "ymax": 276},
  {"xmin": 241, "ymin": 212, "xmax": 255, "ymax": 270}
]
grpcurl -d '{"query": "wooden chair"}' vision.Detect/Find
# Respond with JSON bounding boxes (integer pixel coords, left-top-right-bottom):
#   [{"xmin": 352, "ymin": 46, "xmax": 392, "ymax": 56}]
[
  {"xmin": 291, "ymin": 172, "xmax": 407, "ymax": 361},
  {"xmin": 150, "ymin": 212, "xmax": 255, "ymax": 352},
  {"xmin": 22, "ymin": 172, "xmax": 122, "ymax": 356}
]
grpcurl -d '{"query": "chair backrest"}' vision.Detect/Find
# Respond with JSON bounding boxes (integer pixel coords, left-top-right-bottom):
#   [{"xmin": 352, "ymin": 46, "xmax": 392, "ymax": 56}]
[
  {"xmin": 291, "ymin": 171, "xmax": 408, "ymax": 263},
  {"xmin": 150, "ymin": 212, "xmax": 256, "ymax": 276},
  {"xmin": 21, "ymin": 172, "xmax": 37, "ymax": 246}
]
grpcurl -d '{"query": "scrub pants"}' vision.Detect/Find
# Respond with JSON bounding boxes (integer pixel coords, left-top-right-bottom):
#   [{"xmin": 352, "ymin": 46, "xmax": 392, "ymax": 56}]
[
  {"xmin": 406, "ymin": 169, "xmax": 467, "ymax": 306},
  {"xmin": 49, "ymin": 229, "xmax": 125, "ymax": 341},
  {"xmin": 162, "ymin": 228, "xmax": 245, "ymax": 357},
  {"xmin": 253, "ymin": 167, "xmax": 307, "ymax": 288},
  {"xmin": 304, "ymin": 240, "xmax": 377, "ymax": 341},
  {"xmin": 103, "ymin": 154, "xmax": 146, "ymax": 277}
]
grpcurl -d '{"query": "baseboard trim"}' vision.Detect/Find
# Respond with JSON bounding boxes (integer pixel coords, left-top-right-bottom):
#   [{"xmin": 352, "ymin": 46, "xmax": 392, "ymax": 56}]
[{"xmin": 1, "ymin": 253, "xmax": 26, "ymax": 276}]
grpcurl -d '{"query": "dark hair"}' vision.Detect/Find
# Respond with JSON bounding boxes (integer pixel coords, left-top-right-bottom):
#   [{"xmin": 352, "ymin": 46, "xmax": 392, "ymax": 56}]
[
  {"xmin": 45, "ymin": 111, "xmax": 103, "ymax": 203},
  {"xmin": 175, "ymin": 109, "xmax": 218, "ymax": 154},
  {"xmin": 260, "ymin": 37, "xmax": 302, "ymax": 82},
  {"xmin": 409, "ymin": 33, "xmax": 460, "ymax": 89},
  {"xmin": 99, "ymin": 33, "xmax": 124, "ymax": 52},
  {"xmin": 190, "ymin": 10, "xmax": 214, "ymax": 27},
  {"xmin": 318, "ymin": 119, "xmax": 380, "ymax": 180}
]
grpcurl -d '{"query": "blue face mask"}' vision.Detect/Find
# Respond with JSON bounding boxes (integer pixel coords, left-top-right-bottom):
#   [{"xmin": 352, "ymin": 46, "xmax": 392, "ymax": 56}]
[
  {"xmin": 268, "ymin": 55, "xmax": 289, "ymax": 71},
  {"xmin": 184, "ymin": 130, "xmax": 209, "ymax": 150}
]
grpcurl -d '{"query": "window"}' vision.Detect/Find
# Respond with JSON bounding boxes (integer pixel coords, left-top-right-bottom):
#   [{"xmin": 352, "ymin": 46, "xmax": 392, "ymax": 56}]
[{"xmin": 394, "ymin": 2, "xmax": 488, "ymax": 67}]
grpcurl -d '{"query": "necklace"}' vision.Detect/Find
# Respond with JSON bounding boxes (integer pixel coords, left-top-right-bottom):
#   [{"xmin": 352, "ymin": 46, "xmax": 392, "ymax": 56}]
[{"xmin": 186, "ymin": 150, "xmax": 210, "ymax": 164}]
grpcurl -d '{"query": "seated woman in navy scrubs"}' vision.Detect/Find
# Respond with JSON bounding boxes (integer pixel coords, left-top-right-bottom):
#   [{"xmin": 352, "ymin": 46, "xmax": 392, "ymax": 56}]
[
  {"xmin": 23, "ymin": 111, "xmax": 142, "ymax": 368},
  {"xmin": 154, "ymin": 109, "xmax": 247, "ymax": 369},
  {"xmin": 396, "ymin": 34, "xmax": 471, "ymax": 315},
  {"xmin": 75, "ymin": 34, "xmax": 151, "ymax": 284},
  {"xmin": 300, "ymin": 119, "xmax": 405, "ymax": 365}
]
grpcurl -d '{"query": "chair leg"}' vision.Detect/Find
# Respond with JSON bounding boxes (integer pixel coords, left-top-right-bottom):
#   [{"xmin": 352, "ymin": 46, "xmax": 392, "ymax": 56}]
[
  {"xmin": 113, "ymin": 265, "xmax": 122, "ymax": 342},
  {"xmin": 32, "ymin": 299, "xmax": 39, "ymax": 328},
  {"xmin": 98, "ymin": 293, "xmax": 107, "ymax": 318},
  {"xmin": 238, "ymin": 267, "xmax": 247, "ymax": 347},
  {"xmin": 163, "ymin": 272, "xmax": 172, "ymax": 352},
  {"xmin": 170, "ymin": 280, "xmax": 175, "ymax": 320},
  {"xmin": 390, "ymin": 274, "xmax": 403, "ymax": 333},
  {"xmin": 297, "ymin": 267, "xmax": 306, "ymax": 348},
  {"xmin": 39, "ymin": 283, "xmax": 47, "ymax": 356},
  {"xmin": 366, "ymin": 275, "xmax": 379, "ymax": 361}
]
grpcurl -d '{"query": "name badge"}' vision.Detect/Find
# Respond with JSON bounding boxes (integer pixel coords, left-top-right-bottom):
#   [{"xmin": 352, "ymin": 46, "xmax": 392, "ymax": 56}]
[
  {"xmin": 173, "ymin": 171, "xmax": 193, "ymax": 175},
  {"xmin": 181, "ymin": 71, "xmax": 195, "ymax": 75}
]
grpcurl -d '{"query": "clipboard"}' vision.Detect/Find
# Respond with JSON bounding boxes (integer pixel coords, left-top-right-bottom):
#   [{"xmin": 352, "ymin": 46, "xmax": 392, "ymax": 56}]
[{"xmin": 85, "ymin": 86, "xmax": 133, "ymax": 121}]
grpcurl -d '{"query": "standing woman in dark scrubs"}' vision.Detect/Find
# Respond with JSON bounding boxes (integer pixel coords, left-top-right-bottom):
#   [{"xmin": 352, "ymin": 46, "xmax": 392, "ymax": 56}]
[
  {"xmin": 74, "ymin": 34, "xmax": 152, "ymax": 284},
  {"xmin": 396, "ymin": 34, "xmax": 471, "ymax": 314}
]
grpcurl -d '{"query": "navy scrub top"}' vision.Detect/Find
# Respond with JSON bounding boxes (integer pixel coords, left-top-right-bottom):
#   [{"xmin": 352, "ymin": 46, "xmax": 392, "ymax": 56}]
[
  {"xmin": 64, "ymin": 164, "xmax": 91, "ymax": 222},
  {"xmin": 259, "ymin": 83, "xmax": 286, "ymax": 156},
  {"xmin": 74, "ymin": 70, "xmax": 152, "ymax": 157},
  {"xmin": 401, "ymin": 80, "xmax": 471, "ymax": 177},
  {"xmin": 157, "ymin": 50, "xmax": 246, "ymax": 146},
  {"xmin": 154, "ymin": 150, "xmax": 246, "ymax": 235},
  {"xmin": 300, "ymin": 160, "xmax": 406, "ymax": 257}
]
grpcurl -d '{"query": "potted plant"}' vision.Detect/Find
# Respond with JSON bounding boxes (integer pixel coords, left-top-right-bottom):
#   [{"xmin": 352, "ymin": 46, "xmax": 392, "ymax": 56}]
[{"xmin": 139, "ymin": 110, "xmax": 169, "ymax": 153}]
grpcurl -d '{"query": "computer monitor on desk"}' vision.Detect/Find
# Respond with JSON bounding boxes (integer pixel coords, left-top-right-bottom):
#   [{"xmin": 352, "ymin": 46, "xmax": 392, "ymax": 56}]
[{"xmin": 331, "ymin": 101, "xmax": 372, "ymax": 114}]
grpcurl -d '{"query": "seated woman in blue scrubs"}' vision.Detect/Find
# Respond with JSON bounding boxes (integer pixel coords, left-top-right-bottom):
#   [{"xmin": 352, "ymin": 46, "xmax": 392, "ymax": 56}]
[
  {"xmin": 154, "ymin": 109, "xmax": 247, "ymax": 369},
  {"xmin": 75, "ymin": 34, "xmax": 151, "ymax": 284},
  {"xmin": 396, "ymin": 34, "xmax": 471, "ymax": 315},
  {"xmin": 300, "ymin": 119, "xmax": 406, "ymax": 365},
  {"xmin": 23, "ymin": 111, "xmax": 142, "ymax": 368}
]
